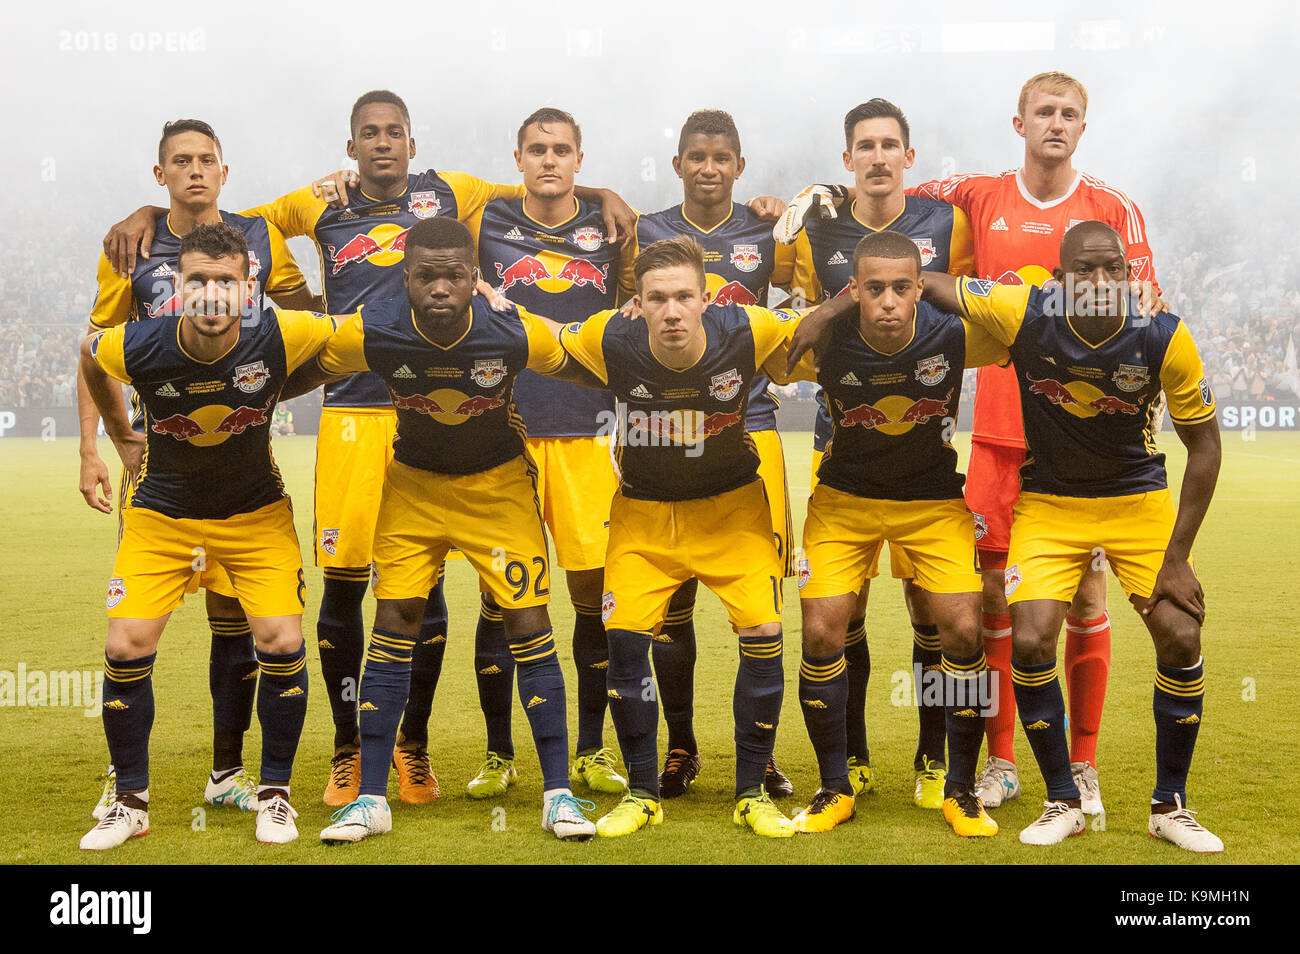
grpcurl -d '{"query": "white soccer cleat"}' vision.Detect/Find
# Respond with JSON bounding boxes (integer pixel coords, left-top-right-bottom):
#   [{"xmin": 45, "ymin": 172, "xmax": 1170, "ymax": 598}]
[
  {"xmin": 542, "ymin": 791, "xmax": 597, "ymax": 842},
  {"xmin": 255, "ymin": 794, "xmax": 300, "ymax": 844},
  {"xmin": 1070, "ymin": 761, "xmax": 1104, "ymax": 816},
  {"xmin": 204, "ymin": 768, "xmax": 259, "ymax": 811},
  {"xmin": 975, "ymin": 756, "xmax": 1020, "ymax": 808},
  {"xmin": 80, "ymin": 801, "xmax": 148, "ymax": 851},
  {"xmin": 319, "ymin": 795, "xmax": 392, "ymax": 845},
  {"xmin": 91, "ymin": 765, "xmax": 117, "ymax": 821},
  {"xmin": 1019, "ymin": 800, "xmax": 1086, "ymax": 846},
  {"xmin": 1149, "ymin": 795, "xmax": 1223, "ymax": 853}
]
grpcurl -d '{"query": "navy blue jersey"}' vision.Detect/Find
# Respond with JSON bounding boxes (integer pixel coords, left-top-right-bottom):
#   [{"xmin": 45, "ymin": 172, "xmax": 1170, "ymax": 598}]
[{"xmin": 478, "ymin": 196, "xmax": 624, "ymax": 438}]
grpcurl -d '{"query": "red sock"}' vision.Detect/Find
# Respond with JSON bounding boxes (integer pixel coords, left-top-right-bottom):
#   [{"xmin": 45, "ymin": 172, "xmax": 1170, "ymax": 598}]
[
  {"xmin": 982, "ymin": 612, "xmax": 1016, "ymax": 762},
  {"xmin": 1064, "ymin": 613, "xmax": 1110, "ymax": 767}
]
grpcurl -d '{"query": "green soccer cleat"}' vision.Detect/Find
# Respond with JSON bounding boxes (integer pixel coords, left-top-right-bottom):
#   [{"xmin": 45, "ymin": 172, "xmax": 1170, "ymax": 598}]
[
  {"xmin": 914, "ymin": 757, "xmax": 946, "ymax": 810},
  {"xmin": 570, "ymin": 746, "xmax": 629, "ymax": 794},
  {"xmin": 466, "ymin": 752, "xmax": 518, "ymax": 800},
  {"xmin": 733, "ymin": 789, "xmax": 795, "ymax": 838},
  {"xmin": 596, "ymin": 792, "xmax": 663, "ymax": 837},
  {"xmin": 91, "ymin": 765, "xmax": 117, "ymax": 821},
  {"xmin": 847, "ymin": 756, "xmax": 876, "ymax": 796}
]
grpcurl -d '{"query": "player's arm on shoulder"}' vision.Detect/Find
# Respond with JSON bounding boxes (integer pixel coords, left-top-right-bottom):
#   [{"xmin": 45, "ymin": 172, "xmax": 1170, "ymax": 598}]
[
  {"xmin": 961, "ymin": 319, "xmax": 1010, "ymax": 368},
  {"xmin": 557, "ymin": 310, "xmax": 612, "ymax": 385},
  {"xmin": 240, "ymin": 185, "xmax": 326, "ymax": 240},
  {"xmin": 282, "ymin": 312, "xmax": 363, "ymax": 399},
  {"xmin": 521, "ymin": 306, "xmax": 605, "ymax": 389},
  {"xmin": 103, "ymin": 207, "xmax": 166, "ymax": 276},
  {"xmin": 927, "ymin": 276, "xmax": 1027, "ymax": 346},
  {"xmin": 279, "ymin": 310, "xmax": 341, "ymax": 373},
  {"xmin": 263, "ymin": 222, "xmax": 322, "ymax": 310},
  {"xmin": 440, "ymin": 171, "xmax": 526, "ymax": 224},
  {"xmin": 744, "ymin": 305, "xmax": 804, "ymax": 385},
  {"xmin": 615, "ymin": 227, "xmax": 640, "ymax": 305},
  {"xmin": 90, "ymin": 253, "xmax": 134, "ymax": 331},
  {"xmin": 947, "ymin": 206, "xmax": 975, "ymax": 276},
  {"xmin": 783, "ymin": 292, "xmax": 854, "ymax": 375},
  {"xmin": 571, "ymin": 184, "xmax": 636, "ymax": 246}
]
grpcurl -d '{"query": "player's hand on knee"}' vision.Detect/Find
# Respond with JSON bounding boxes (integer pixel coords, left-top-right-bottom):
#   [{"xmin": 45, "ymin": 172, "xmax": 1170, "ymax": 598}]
[
  {"xmin": 1144, "ymin": 559, "xmax": 1205, "ymax": 624},
  {"xmin": 312, "ymin": 170, "xmax": 359, "ymax": 209},
  {"xmin": 79, "ymin": 451, "xmax": 113, "ymax": 514}
]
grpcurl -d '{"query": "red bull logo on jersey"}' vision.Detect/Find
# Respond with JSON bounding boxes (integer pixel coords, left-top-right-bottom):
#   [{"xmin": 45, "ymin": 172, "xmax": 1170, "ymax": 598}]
[
  {"xmin": 232, "ymin": 361, "xmax": 270, "ymax": 394},
  {"xmin": 149, "ymin": 398, "xmax": 273, "ymax": 445},
  {"xmin": 1112, "ymin": 364, "xmax": 1150, "ymax": 393},
  {"xmin": 899, "ymin": 389, "xmax": 953, "ymax": 424},
  {"xmin": 391, "ymin": 386, "xmax": 508, "ymax": 424},
  {"xmin": 619, "ymin": 407, "xmax": 740, "ymax": 456},
  {"xmin": 328, "ymin": 225, "xmax": 410, "ymax": 275},
  {"xmin": 709, "ymin": 368, "xmax": 743, "ymax": 401},
  {"xmin": 1027, "ymin": 376, "xmax": 1145, "ymax": 419},
  {"xmin": 572, "ymin": 226, "xmax": 603, "ymax": 251},
  {"xmin": 105, "ymin": 577, "xmax": 126, "ymax": 610},
  {"xmin": 495, "ymin": 252, "xmax": 609, "ymax": 295},
  {"xmin": 730, "ymin": 244, "xmax": 761, "ymax": 273},
  {"xmin": 835, "ymin": 390, "xmax": 954, "ymax": 435},
  {"xmin": 151, "ymin": 413, "xmax": 206, "ymax": 440},
  {"xmin": 470, "ymin": 359, "xmax": 507, "ymax": 389},
  {"xmin": 914, "ymin": 354, "xmax": 950, "ymax": 386},
  {"xmin": 710, "ymin": 281, "xmax": 758, "ymax": 307},
  {"xmin": 320, "ymin": 528, "xmax": 339, "ymax": 556},
  {"xmin": 912, "ymin": 237, "xmax": 936, "ymax": 266},
  {"xmin": 408, "ymin": 191, "xmax": 441, "ymax": 219},
  {"xmin": 213, "ymin": 404, "xmax": 270, "ymax": 435}
]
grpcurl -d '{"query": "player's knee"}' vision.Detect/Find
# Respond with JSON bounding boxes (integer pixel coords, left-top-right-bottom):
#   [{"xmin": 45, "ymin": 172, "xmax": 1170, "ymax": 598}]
[
  {"xmin": 981, "ymin": 570, "xmax": 1007, "ymax": 612},
  {"xmin": 1154, "ymin": 615, "xmax": 1201, "ymax": 668},
  {"xmin": 254, "ymin": 627, "xmax": 304, "ymax": 655},
  {"xmin": 802, "ymin": 620, "xmax": 844, "ymax": 657},
  {"xmin": 375, "ymin": 597, "xmax": 425, "ymax": 633},
  {"xmin": 565, "ymin": 567, "xmax": 604, "ymax": 605},
  {"xmin": 940, "ymin": 618, "xmax": 982, "ymax": 658},
  {"xmin": 502, "ymin": 605, "xmax": 550, "ymax": 639},
  {"xmin": 1011, "ymin": 628, "xmax": 1056, "ymax": 664}
]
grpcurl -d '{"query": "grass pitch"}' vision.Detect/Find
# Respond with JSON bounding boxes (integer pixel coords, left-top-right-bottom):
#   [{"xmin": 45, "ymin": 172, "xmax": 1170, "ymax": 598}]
[{"xmin": 1, "ymin": 430, "xmax": 1296, "ymax": 865}]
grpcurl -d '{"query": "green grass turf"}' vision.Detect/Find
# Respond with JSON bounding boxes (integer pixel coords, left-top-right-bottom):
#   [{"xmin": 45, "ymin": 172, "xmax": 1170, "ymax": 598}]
[{"xmin": 1, "ymin": 430, "xmax": 1296, "ymax": 864}]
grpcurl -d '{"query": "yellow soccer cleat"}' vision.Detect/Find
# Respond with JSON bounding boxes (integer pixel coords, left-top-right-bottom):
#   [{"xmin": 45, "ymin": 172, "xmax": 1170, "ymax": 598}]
[
  {"xmin": 792, "ymin": 788, "xmax": 856, "ymax": 833},
  {"xmin": 393, "ymin": 735, "xmax": 440, "ymax": 805},
  {"xmin": 323, "ymin": 745, "xmax": 360, "ymax": 808},
  {"xmin": 914, "ymin": 757, "xmax": 946, "ymax": 810},
  {"xmin": 596, "ymin": 792, "xmax": 663, "ymax": 837},
  {"xmin": 733, "ymin": 789, "xmax": 796, "ymax": 838},
  {"xmin": 847, "ymin": 756, "xmax": 875, "ymax": 796},
  {"xmin": 943, "ymin": 790, "xmax": 999, "ymax": 837},
  {"xmin": 465, "ymin": 752, "xmax": 518, "ymax": 800},
  {"xmin": 570, "ymin": 747, "xmax": 629, "ymax": 794}
]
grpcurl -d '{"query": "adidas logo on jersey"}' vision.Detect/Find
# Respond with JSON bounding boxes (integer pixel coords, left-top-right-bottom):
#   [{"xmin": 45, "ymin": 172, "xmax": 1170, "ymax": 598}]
[
  {"xmin": 990, "ymin": 217, "xmax": 1009, "ymax": 232},
  {"xmin": 155, "ymin": 382, "xmax": 180, "ymax": 397},
  {"xmin": 526, "ymin": 695, "xmax": 547, "ymax": 708},
  {"xmin": 394, "ymin": 364, "xmax": 416, "ymax": 379},
  {"xmin": 504, "ymin": 226, "xmax": 525, "ymax": 241},
  {"xmin": 839, "ymin": 371, "xmax": 862, "ymax": 386},
  {"xmin": 827, "ymin": 250, "xmax": 848, "ymax": 265},
  {"xmin": 630, "ymin": 384, "xmax": 652, "ymax": 399}
]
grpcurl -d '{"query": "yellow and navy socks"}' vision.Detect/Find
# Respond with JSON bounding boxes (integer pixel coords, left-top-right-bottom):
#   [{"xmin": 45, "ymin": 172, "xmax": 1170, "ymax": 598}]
[
  {"xmin": 1153, "ymin": 657, "xmax": 1205, "ymax": 804},
  {"xmin": 605, "ymin": 627, "xmax": 659, "ymax": 795},
  {"xmin": 913, "ymin": 623, "xmax": 947, "ymax": 769},
  {"xmin": 652, "ymin": 602, "xmax": 699, "ymax": 754},
  {"xmin": 1011, "ymin": 657, "xmax": 1079, "ymax": 801},
  {"xmin": 473, "ymin": 594, "xmax": 514, "ymax": 758},
  {"xmin": 102, "ymin": 652, "xmax": 157, "ymax": 793},
  {"xmin": 509, "ymin": 627, "xmax": 569, "ymax": 791},
  {"xmin": 941, "ymin": 648, "xmax": 988, "ymax": 795},
  {"xmin": 357, "ymin": 628, "xmax": 416, "ymax": 795},
  {"xmin": 255, "ymin": 644, "xmax": 308, "ymax": 786},
  {"xmin": 317, "ymin": 569, "xmax": 369, "ymax": 748},
  {"xmin": 572, "ymin": 599, "xmax": 609, "ymax": 754},
  {"xmin": 208, "ymin": 615, "xmax": 256, "ymax": 771},
  {"xmin": 735, "ymin": 630, "xmax": 784, "ymax": 796},
  {"xmin": 400, "ymin": 577, "xmax": 448, "ymax": 746},
  {"xmin": 799, "ymin": 648, "xmax": 851, "ymax": 794},
  {"xmin": 843, "ymin": 617, "xmax": 870, "ymax": 763}
]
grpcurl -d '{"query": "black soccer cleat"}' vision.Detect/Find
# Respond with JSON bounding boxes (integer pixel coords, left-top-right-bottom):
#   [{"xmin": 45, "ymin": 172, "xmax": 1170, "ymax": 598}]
[
  {"xmin": 765, "ymin": 756, "xmax": 794, "ymax": 798},
  {"xmin": 658, "ymin": 748, "xmax": 703, "ymax": 798}
]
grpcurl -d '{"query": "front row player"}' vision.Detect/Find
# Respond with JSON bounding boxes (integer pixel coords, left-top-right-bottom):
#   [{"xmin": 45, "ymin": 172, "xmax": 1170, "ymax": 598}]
[
  {"xmin": 283, "ymin": 216, "xmax": 606, "ymax": 844},
  {"xmin": 925, "ymin": 221, "xmax": 1223, "ymax": 851},
  {"xmin": 78, "ymin": 223, "xmax": 337, "ymax": 848},
  {"xmin": 557, "ymin": 235, "xmax": 805, "ymax": 838},
  {"xmin": 785, "ymin": 231, "xmax": 1005, "ymax": 836}
]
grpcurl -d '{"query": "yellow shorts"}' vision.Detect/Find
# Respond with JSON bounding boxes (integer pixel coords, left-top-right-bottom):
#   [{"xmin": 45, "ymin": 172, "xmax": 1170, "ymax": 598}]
[
  {"xmin": 120, "ymin": 465, "xmax": 236, "ymax": 599},
  {"xmin": 806, "ymin": 451, "xmax": 914, "ymax": 582},
  {"xmin": 753, "ymin": 429, "xmax": 794, "ymax": 578},
  {"xmin": 603, "ymin": 480, "xmax": 782, "ymax": 633},
  {"xmin": 1005, "ymin": 490, "xmax": 1178, "ymax": 604},
  {"xmin": 372, "ymin": 456, "xmax": 551, "ymax": 608},
  {"xmin": 313, "ymin": 407, "xmax": 396, "ymax": 568},
  {"xmin": 799, "ymin": 485, "xmax": 980, "ymax": 599},
  {"xmin": 526, "ymin": 435, "xmax": 617, "ymax": 572},
  {"xmin": 108, "ymin": 498, "xmax": 305, "ymax": 619}
]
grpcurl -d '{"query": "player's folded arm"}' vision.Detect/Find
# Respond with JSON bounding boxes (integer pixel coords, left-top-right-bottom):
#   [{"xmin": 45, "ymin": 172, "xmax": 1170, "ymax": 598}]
[
  {"xmin": 556, "ymin": 310, "xmax": 613, "ymax": 386},
  {"xmin": 281, "ymin": 313, "xmax": 363, "ymax": 399},
  {"xmin": 521, "ymin": 307, "xmax": 606, "ymax": 391}
]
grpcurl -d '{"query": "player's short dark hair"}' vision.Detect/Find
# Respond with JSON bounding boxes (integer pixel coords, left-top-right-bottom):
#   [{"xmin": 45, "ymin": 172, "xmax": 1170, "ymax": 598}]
[
  {"xmin": 517, "ymin": 107, "xmax": 582, "ymax": 151},
  {"xmin": 634, "ymin": 236, "xmax": 706, "ymax": 292},
  {"xmin": 406, "ymin": 216, "xmax": 476, "ymax": 258},
  {"xmin": 852, "ymin": 230, "xmax": 921, "ymax": 275},
  {"xmin": 843, "ymin": 99, "xmax": 910, "ymax": 150},
  {"xmin": 677, "ymin": 109, "xmax": 741, "ymax": 157},
  {"xmin": 178, "ymin": 223, "xmax": 250, "ymax": 275},
  {"xmin": 158, "ymin": 119, "xmax": 222, "ymax": 165},
  {"xmin": 350, "ymin": 90, "xmax": 411, "ymax": 135}
]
